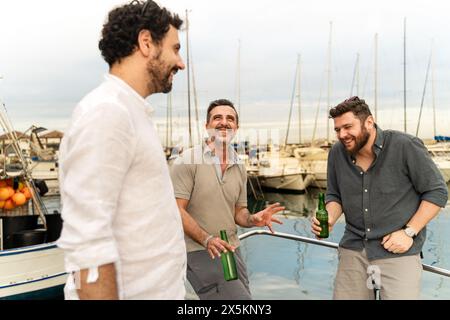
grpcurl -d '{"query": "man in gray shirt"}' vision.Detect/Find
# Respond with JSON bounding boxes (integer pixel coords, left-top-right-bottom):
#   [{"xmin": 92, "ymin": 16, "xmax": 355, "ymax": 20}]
[
  {"xmin": 170, "ymin": 99, "xmax": 284, "ymax": 300},
  {"xmin": 311, "ymin": 96, "xmax": 448, "ymax": 300}
]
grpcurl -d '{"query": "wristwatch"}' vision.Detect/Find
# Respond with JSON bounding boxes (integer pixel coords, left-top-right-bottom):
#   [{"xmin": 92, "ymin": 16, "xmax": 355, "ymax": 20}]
[{"xmin": 403, "ymin": 226, "xmax": 417, "ymax": 239}]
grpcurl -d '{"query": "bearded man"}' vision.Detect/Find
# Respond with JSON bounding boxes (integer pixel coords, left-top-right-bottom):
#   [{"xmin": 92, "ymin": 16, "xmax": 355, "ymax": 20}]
[
  {"xmin": 58, "ymin": 0, "xmax": 187, "ymax": 300},
  {"xmin": 311, "ymin": 96, "xmax": 447, "ymax": 300},
  {"xmin": 169, "ymin": 99, "xmax": 285, "ymax": 300}
]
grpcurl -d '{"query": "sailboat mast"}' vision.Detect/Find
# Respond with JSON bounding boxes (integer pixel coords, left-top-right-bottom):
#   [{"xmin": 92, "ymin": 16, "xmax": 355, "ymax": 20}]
[
  {"xmin": 350, "ymin": 53, "xmax": 359, "ymax": 97},
  {"xmin": 189, "ymin": 39, "xmax": 201, "ymax": 145},
  {"xmin": 326, "ymin": 21, "xmax": 333, "ymax": 142},
  {"xmin": 403, "ymin": 17, "xmax": 407, "ymax": 133},
  {"xmin": 284, "ymin": 56, "xmax": 300, "ymax": 147},
  {"xmin": 185, "ymin": 10, "xmax": 193, "ymax": 148},
  {"xmin": 432, "ymin": 42, "xmax": 436, "ymax": 138},
  {"xmin": 168, "ymin": 92, "xmax": 173, "ymax": 147},
  {"xmin": 165, "ymin": 93, "xmax": 170, "ymax": 148},
  {"xmin": 297, "ymin": 54, "xmax": 302, "ymax": 144},
  {"xmin": 374, "ymin": 33, "xmax": 378, "ymax": 121},
  {"xmin": 237, "ymin": 39, "xmax": 241, "ymax": 117}
]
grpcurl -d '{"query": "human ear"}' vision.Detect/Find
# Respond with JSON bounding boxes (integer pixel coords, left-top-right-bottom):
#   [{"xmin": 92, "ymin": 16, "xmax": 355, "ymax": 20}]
[{"xmin": 137, "ymin": 29, "xmax": 153, "ymax": 56}]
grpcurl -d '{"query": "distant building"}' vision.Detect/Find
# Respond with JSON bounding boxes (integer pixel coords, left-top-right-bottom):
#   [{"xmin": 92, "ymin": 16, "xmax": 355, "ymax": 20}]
[
  {"xmin": 38, "ymin": 130, "xmax": 64, "ymax": 151},
  {"xmin": 0, "ymin": 131, "xmax": 31, "ymax": 156}
]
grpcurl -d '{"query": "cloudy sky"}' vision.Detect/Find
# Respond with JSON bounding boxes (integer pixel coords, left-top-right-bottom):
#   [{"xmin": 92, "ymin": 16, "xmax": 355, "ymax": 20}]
[{"xmin": 0, "ymin": 0, "xmax": 449, "ymax": 144}]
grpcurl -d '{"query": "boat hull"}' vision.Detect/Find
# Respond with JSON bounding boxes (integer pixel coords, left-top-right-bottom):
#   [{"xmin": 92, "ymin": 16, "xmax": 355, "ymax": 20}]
[
  {"xmin": 258, "ymin": 173, "xmax": 313, "ymax": 193},
  {"xmin": 0, "ymin": 243, "xmax": 66, "ymax": 299}
]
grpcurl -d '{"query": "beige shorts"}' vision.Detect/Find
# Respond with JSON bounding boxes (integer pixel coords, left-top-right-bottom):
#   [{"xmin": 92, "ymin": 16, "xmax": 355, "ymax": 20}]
[{"xmin": 333, "ymin": 247, "xmax": 422, "ymax": 300}]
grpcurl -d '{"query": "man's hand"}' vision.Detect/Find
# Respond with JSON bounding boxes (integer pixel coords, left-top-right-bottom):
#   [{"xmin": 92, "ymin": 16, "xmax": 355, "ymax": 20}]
[
  {"xmin": 381, "ymin": 230, "xmax": 414, "ymax": 254},
  {"xmin": 251, "ymin": 202, "xmax": 285, "ymax": 233},
  {"xmin": 206, "ymin": 236, "xmax": 236, "ymax": 259},
  {"xmin": 310, "ymin": 216, "xmax": 335, "ymax": 239}
]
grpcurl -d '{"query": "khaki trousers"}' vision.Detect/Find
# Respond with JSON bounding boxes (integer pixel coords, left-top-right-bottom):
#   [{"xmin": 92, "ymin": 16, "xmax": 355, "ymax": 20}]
[{"xmin": 333, "ymin": 247, "xmax": 422, "ymax": 300}]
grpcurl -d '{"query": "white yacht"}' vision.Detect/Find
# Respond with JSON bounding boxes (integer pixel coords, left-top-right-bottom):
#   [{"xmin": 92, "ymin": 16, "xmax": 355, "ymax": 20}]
[
  {"xmin": 427, "ymin": 142, "xmax": 450, "ymax": 183},
  {"xmin": 247, "ymin": 150, "xmax": 314, "ymax": 193}
]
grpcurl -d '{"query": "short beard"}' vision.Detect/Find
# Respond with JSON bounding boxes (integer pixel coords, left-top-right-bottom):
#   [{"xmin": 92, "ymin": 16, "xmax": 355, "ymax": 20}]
[
  {"xmin": 146, "ymin": 50, "xmax": 175, "ymax": 94},
  {"xmin": 345, "ymin": 126, "xmax": 370, "ymax": 156}
]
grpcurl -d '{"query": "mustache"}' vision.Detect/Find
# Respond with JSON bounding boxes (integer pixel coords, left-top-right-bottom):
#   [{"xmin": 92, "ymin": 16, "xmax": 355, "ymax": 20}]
[{"xmin": 214, "ymin": 125, "xmax": 232, "ymax": 130}]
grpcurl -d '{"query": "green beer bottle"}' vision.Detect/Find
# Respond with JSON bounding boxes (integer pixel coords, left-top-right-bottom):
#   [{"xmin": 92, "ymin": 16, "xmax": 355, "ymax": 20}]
[
  {"xmin": 220, "ymin": 230, "xmax": 238, "ymax": 281},
  {"xmin": 316, "ymin": 192, "xmax": 329, "ymax": 238}
]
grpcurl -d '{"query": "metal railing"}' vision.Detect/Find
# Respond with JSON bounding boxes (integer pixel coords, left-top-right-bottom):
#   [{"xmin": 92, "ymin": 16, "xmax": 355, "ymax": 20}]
[{"xmin": 239, "ymin": 229, "xmax": 450, "ymax": 278}]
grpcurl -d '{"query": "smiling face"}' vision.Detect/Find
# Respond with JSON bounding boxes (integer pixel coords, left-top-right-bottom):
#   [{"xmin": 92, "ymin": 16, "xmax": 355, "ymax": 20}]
[
  {"xmin": 206, "ymin": 105, "xmax": 239, "ymax": 144},
  {"xmin": 334, "ymin": 111, "xmax": 373, "ymax": 156},
  {"xmin": 147, "ymin": 26, "xmax": 185, "ymax": 93}
]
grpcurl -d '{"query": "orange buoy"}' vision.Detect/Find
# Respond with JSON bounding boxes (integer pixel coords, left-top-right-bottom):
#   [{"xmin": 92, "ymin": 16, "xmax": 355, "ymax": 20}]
[
  {"xmin": 4, "ymin": 199, "xmax": 16, "ymax": 210},
  {"xmin": 12, "ymin": 192, "xmax": 27, "ymax": 206},
  {"xmin": 0, "ymin": 200, "xmax": 5, "ymax": 209},
  {"xmin": 0, "ymin": 180, "xmax": 7, "ymax": 188},
  {"xmin": 0, "ymin": 187, "xmax": 9, "ymax": 201},
  {"xmin": 6, "ymin": 187, "xmax": 15, "ymax": 198},
  {"xmin": 21, "ymin": 187, "xmax": 32, "ymax": 199}
]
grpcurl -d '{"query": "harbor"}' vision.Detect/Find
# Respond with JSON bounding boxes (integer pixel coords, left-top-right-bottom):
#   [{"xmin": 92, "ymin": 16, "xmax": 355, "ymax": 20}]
[{"xmin": 1, "ymin": 0, "xmax": 450, "ymax": 301}]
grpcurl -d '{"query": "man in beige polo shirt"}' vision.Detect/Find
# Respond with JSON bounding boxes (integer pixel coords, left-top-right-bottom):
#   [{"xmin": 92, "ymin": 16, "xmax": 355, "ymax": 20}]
[{"xmin": 169, "ymin": 99, "xmax": 284, "ymax": 300}]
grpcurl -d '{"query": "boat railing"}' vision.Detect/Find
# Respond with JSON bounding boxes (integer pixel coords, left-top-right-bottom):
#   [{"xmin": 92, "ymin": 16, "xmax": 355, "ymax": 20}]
[{"xmin": 239, "ymin": 229, "xmax": 450, "ymax": 278}]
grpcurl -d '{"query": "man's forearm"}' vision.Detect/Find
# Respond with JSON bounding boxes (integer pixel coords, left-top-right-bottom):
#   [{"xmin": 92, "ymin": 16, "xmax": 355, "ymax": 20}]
[
  {"xmin": 179, "ymin": 207, "xmax": 211, "ymax": 246},
  {"xmin": 325, "ymin": 201, "xmax": 343, "ymax": 225},
  {"xmin": 406, "ymin": 200, "xmax": 442, "ymax": 234},
  {"xmin": 77, "ymin": 263, "xmax": 118, "ymax": 300},
  {"xmin": 234, "ymin": 207, "xmax": 254, "ymax": 228}
]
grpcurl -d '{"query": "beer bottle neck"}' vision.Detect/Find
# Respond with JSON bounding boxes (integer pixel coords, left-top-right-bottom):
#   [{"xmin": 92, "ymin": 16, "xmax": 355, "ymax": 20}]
[{"xmin": 318, "ymin": 194, "xmax": 325, "ymax": 210}]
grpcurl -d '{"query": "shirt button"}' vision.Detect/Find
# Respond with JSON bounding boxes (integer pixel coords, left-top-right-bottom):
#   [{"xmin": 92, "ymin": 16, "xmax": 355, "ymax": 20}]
[
  {"xmin": 367, "ymin": 228, "xmax": 371, "ymax": 232},
  {"xmin": 365, "ymin": 209, "xmax": 368, "ymax": 212},
  {"xmin": 364, "ymin": 189, "xmax": 368, "ymax": 193},
  {"xmin": 360, "ymin": 172, "xmax": 363, "ymax": 175}
]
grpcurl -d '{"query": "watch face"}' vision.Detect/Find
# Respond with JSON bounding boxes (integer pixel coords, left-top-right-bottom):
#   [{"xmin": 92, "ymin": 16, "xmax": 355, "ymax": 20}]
[{"xmin": 405, "ymin": 227, "xmax": 415, "ymax": 237}]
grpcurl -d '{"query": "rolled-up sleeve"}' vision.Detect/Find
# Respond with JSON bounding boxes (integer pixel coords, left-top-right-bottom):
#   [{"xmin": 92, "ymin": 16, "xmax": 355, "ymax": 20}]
[
  {"xmin": 326, "ymin": 147, "xmax": 342, "ymax": 205},
  {"xmin": 404, "ymin": 137, "xmax": 448, "ymax": 208},
  {"xmin": 57, "ymin": 103, "xmax": 135, "ymax": 271}
]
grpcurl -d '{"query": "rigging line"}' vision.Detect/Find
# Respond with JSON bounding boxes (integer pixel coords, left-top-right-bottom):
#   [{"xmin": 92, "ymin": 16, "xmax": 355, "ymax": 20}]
[{"xmin": 415, "ymin": 43, "xmax": 433, "ymax": 137}]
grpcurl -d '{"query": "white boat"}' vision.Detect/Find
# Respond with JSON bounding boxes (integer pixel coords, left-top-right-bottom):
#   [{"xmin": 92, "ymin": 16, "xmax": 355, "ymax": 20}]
[
  {"xmin": 427, "ymin": 143, "xmax": 450, "ymax": 183},
  {"xmin": 293, "ymin": 146, "xmax": 328, "ymax": 189},
  {"xmin": 251, "ymin": 152, "xmax": 314, "ymax": 193},
  {"xmin": 0, "ymin": 242, "xmax": 66, "ymax": 300},
  {"xmin": 0, "ymin": 101, "xmax": 66, "ymax": 300},
  {"xmin": 30, "ymin": 160, "xmax": 59, "ymax": 196}
]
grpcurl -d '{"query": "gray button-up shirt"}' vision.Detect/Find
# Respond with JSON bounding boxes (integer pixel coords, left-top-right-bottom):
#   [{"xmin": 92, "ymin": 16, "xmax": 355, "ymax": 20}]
[{"xmin": 326, "ymin": 126, "xmax": 448, "ymax": 260}]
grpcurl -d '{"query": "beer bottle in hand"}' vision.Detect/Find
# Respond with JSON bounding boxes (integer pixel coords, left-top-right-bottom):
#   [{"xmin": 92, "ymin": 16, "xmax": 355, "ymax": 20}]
[
  {"xmin": 316, "ymin": 192, "xmax": 329, "ymax": 238},
  {"xmin": 220, "ymin": 230, "xmax": 238, "ymax": 281}
]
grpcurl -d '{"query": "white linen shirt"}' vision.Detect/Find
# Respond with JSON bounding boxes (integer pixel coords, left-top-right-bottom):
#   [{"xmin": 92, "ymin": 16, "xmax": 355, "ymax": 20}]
[{"xmin": 57, "ymin": 74, "xmax": 187, "ymax": 300}]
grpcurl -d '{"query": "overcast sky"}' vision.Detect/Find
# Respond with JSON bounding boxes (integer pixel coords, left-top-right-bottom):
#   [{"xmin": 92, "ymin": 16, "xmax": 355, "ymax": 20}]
[{"xmin": 0, "ymin": 0, "xmax": 449, "ymax": 143}]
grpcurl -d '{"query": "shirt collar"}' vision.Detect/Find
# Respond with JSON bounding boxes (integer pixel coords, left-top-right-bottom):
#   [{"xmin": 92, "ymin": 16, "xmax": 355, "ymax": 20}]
[
  {"xmin": 373, "ymin": 124, "xmax": 385, "ymax": 156},
  {"xmin": 202, "ymin": 140, "xmax": 239, "ymax": 164},
  {"xmin": 104, "ymin": 74, "xmax": 155, "ymax": 117}
]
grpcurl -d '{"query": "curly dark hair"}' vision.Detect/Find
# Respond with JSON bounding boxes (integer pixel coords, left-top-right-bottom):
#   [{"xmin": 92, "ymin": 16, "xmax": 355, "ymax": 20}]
[
  {"xmin": 206, "ymin": 99, "xmax": 239, "ymax": 125},
  {"xmin": 98, "ymin": 0, "xmax": 183, "ymax": 67},
  {"xmin": 329, "ymin": 96, "xmax": 372, "ymax": 123}
]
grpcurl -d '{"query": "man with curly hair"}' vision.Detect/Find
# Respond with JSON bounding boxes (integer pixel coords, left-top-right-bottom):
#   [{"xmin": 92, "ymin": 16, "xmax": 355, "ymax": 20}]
[
  {"xmin": 58, "ymin": 0, "xmax": 187, "ymax": 300},
  {"xmin": 311, "ymin": 96, "xmax": 447, "ymax": 299}
]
